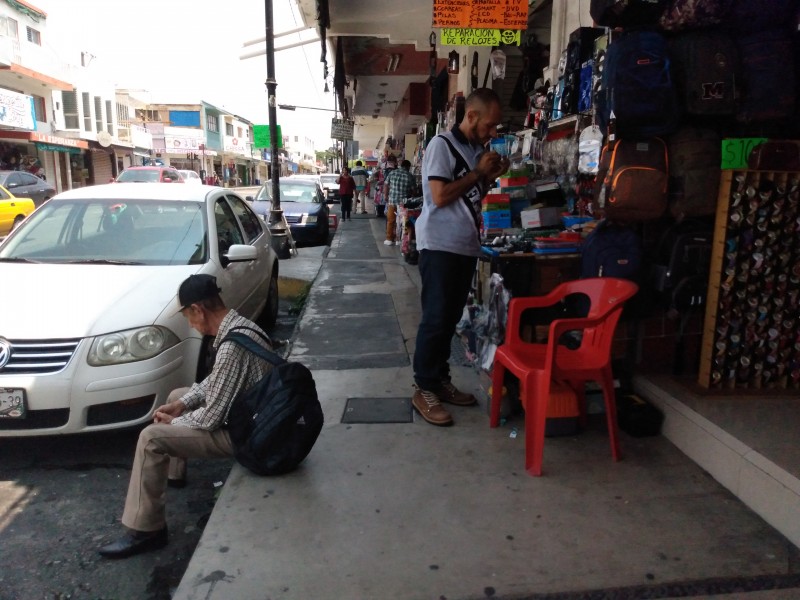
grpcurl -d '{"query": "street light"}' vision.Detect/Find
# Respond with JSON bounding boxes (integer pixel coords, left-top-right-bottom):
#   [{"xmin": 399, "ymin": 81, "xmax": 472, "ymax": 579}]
[{"xmin": 278, "ymin": 104, "xmax": 337, "ymax": 112}]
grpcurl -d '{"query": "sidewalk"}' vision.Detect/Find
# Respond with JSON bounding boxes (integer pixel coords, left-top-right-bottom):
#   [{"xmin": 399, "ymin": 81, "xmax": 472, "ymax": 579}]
[{"xmin": 174, "ymin": 211, "xmax": 799, "ymax": 600}]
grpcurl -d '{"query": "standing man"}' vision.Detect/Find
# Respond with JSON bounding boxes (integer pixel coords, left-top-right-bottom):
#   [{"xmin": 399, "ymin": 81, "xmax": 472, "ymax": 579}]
[
  {"xmin": 98, "ymin": 274, "xmax": 273, "ymax": 558},
  {"xmin": 383, "ymin": 159, "xmax": 417, "ymax": 246},
  {"xmin": 412, "ymin": 88, "xmax": 509, "ymax": 426},
  {"xmin": 351, "ymin": 160, "xmax": 370, "ymax": 215}
]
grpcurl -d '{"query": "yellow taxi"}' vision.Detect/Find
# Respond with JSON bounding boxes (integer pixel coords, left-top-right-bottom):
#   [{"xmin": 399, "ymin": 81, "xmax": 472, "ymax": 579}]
[{"xmin": 0, "ymin": 184, "xmax": 35, "ymax": 237}]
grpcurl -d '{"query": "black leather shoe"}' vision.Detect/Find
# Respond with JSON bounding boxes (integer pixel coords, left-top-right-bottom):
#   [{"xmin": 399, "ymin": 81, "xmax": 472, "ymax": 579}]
[
  {"xmin": 167, "ymin": 478, "xmax": 187, "ymax": 489},
  {"xmin": 98, "ymin": 526, "xmax": 168, "ymax": 559}
]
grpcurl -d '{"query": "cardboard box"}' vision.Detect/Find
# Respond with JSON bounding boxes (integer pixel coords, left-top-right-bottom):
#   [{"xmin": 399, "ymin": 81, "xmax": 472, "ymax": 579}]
[
  {"xmin": 482, "ymin": 193, "xmax": 510, "ymax": 206},
  {"xmin": 482, "ymin": 210, "xmax": 511, "ymax": 229},
  {"xmin": 520, "ymin": 207, "xmax": 561, "ymax": 229},
  {"xmin": 498, "ymin": 176, "xmax": 529, "ymax": 187}
]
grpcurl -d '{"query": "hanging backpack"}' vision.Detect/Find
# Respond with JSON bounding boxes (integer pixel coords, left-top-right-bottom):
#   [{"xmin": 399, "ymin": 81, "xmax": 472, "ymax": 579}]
[
  {"xmin": 725, "ymin": 0, "xmax": 798, "ymax": 32},
  {"xmin": 666, "ymin": 127, "xmax": 721, "ymax": 218},
  {"xmin": 581, "ymin": 219, "xmax": 644, "ymax": 280},
  {"xmin": 669, "ymin": 30, "xmax": 739, "ymax": 116},
  {"xmin": 658, "ymin": 0, "xmax": 734, "ymax": 32},
  {"xmin": 222, "ymin": 329, "xmax": 324, "ymax": 476},
  {"xmin": 599, "ymin": 30, "xmax": 680, "ymax": 138},
  {"xmin": 736, "ymin": 29, "xmax": 796, "ymax": 123},
  {"xmin": 594, "ymin": 138, "xmax": 669, "ymax": 222},
  {"xmin": 650, "ymin": 219, "xmax": 713, "ymax": 311},
  {"xmin": 590, "ymin": 0, "xmax": 668, "ymax": 28}
]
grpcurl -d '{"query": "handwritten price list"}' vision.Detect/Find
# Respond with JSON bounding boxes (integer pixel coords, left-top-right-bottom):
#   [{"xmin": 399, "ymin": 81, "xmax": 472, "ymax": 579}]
[{"xmin": 432, "ymin": 0, "xmax": 528, "ymax": 29}]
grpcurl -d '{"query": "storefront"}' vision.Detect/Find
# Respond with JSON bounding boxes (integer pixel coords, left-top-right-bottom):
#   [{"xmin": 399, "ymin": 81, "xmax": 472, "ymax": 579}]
[
  {"xmin": 0, "ymin": 130, "xmax": 90, "ymax": 192},
  {"xmin": 419, "ymin": 2, "xmax": 800, "ymax": 394}
]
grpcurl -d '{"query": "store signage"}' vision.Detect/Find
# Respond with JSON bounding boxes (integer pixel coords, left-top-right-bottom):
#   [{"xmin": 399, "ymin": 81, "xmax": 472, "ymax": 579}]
[
  {"xmin": 29, "ymin": 132, "xmax": 88, "ymax": 149},
  {"xmin": 721, "ymin": 137, "xmax": 769, "ymax": 170},
  {"xmin": 440, "ymin": 28, "xmax": 521, "ymax": 46},
  {"xmin": 253, "ymin": 124, "xmax": 283, "ymax": 149},
  {"xmin": 331, "ymin": 118, "xmax": 354, "ymax": 141},
  {"xmin": 0, "ymin": 88, "xmax": 35, "ymax": 130},
  {"xmin": 432, "ymin": 0, "xmax": 528, "ymax": 29}
]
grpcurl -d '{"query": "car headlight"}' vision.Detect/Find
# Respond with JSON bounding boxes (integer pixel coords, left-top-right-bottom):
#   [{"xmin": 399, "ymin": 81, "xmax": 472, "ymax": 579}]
[
  {"xmin": 304, "ymin": 215, "xmax": 318, "ymax": 224},
  {"xmin": 87, "ymin": 326, "xmax": 180, "ymax": 366}
]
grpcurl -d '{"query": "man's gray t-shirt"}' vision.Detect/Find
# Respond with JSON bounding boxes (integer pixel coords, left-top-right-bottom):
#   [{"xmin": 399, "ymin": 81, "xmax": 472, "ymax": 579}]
[{"xmin": 415, "ymin": 127, "xmax": 486, "ymax": 257}]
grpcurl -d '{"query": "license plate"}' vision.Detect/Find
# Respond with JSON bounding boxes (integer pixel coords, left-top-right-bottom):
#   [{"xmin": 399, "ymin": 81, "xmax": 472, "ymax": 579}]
[{"xmin": 0, "ymin": 388, "xmax": 26, "ymax": 418}]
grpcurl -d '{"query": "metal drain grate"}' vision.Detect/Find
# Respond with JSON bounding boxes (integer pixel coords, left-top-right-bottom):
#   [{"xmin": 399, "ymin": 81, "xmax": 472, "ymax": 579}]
[{"xmin": 341, "ymin": 397, "xmax": 413, "ymax": 424}]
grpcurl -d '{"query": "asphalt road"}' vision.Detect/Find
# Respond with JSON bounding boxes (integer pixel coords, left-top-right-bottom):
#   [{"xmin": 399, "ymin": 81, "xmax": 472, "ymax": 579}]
[{"xmin": 0, "ymin": 298, "xmax": 300, "ymax": 600}]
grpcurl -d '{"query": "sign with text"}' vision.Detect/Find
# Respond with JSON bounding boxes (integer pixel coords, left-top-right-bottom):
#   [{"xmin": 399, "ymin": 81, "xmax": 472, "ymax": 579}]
[
  {"xmin": 253, "ymin": 124, "xmax": 283, "ymax": 149},
  {"xmin": 432, "ymin": 0, "xmax": 528, "ymax": 29},
  {"xmin": 440, "ymin": 28, "xmax": 521, "ymax": 46},
  {"xmin": 721, "ymin": 137, "xmax": 768, "ymax": 170},
  {"xmin": 331, "ymin": 118, "xmax": 354, "ymax": 141}
]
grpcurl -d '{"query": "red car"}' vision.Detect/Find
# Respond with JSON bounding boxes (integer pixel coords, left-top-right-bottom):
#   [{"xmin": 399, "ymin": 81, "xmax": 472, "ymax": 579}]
[{"xmin": 114, "ymin": 166, "xmax": 184, "ymax": 183}]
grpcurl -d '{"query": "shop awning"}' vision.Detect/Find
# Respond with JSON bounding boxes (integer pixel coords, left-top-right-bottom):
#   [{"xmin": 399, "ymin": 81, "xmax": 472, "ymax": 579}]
[{"xmin": 35, "ymin": 142, "xmax": 80, "ymax": 154}]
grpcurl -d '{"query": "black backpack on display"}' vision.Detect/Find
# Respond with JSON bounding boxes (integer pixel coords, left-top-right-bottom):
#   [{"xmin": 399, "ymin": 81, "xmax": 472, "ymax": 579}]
[
  {"xmin": 650, "ymin": 219, "xmax": 713, "ymax": 312},
  {"xmin": 580, "ymin": 219, "xmax": 644, "ymax": 281},
  {"xmin": 222, "ymin": 328, "xmax": 323, "ymax": 476}
]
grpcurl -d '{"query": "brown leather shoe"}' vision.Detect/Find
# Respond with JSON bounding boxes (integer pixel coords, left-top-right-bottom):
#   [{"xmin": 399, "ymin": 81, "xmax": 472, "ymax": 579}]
[
  {"xmin": 412, "ymin": 386, "xmax": 453, "ymax": 426},
  {"xmin": 440, "ymin": 380, "xmax": 478, "ymax": 406}
]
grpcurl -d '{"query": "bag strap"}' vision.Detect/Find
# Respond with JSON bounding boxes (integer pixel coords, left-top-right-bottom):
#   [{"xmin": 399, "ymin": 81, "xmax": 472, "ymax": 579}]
[
  {"xmin": 438, "ymin": 135, "xmax": 483, "ymax": 237},
  {"xmin": 222, "ymin": 327, "xmax": 284, "ymax": 367}
]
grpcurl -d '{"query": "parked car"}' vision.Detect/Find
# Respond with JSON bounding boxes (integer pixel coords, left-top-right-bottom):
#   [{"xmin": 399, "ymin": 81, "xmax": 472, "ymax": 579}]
[
  {"xmin": 319, "ymin": 174, "xmax": 340, "ymax": 203},
  {"xmin": 115, "ymin": 166, "xmax": 184, "ymax": 183},
  {"xmin": 248, "ymin": 178, "xmax": 330, "ymax": 245},
  {"xmin": 0, "ymin": 185, "xmax": 36, "ymax": 237},
  {"xmin": 0, "ymin": 171, "xmax": 55, "ymax": 207},
  {"xmin": 0, "ymin": 183, "xmax": 279, "ymax": 436},
  {"xmin": 178, "ymin": 169, "xmax": 203, "ymax": 184}
]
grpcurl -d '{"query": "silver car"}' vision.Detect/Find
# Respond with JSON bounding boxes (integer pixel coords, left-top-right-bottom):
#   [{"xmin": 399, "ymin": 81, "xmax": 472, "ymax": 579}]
[{"xmin": 0, "ymin": 183, "xmax": 279, "ymax": 436}]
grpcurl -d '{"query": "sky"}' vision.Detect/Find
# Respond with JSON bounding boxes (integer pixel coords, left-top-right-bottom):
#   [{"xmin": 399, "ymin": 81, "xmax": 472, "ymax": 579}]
[{"xmin": 36, "ymin": 0, "xmax": 336, "ymax": 151}]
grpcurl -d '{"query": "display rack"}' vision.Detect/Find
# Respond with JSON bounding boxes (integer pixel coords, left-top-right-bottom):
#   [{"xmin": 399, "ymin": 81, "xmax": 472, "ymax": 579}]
[{"xmin": 699, "ymin": 169, "xmax": 800, "ymax": 390}]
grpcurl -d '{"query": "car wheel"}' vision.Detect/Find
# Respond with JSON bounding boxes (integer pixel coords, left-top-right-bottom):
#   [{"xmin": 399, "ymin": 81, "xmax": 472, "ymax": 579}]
[
  {"xmin": 196, "ymin": 335, "xmax": 217, "ymax": 382},
  {"xmin": 12, "ymin": 215, "xmax": 24, "ymax": 230},
  {"xmin": 257, "ymin": 272, "xmax": 279, "ymax": 331}
]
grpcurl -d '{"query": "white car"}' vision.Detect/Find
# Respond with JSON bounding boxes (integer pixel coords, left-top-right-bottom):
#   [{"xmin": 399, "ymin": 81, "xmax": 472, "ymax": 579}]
[
  {"xmin": 178, "ymin": 169, "xmax": 203, "ymax": 184},
  {"xmin": 0, "ymin": 183, "xmax": 279, "ymax": 436}
]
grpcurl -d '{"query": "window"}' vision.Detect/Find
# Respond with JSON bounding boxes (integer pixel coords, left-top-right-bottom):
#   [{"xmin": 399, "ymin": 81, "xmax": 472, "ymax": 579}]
[
  {"xmin": 206, "ymin": 114, "xmax": 218, "ymax": 132},
  {"xmin": 237, "ymin": 126, "xmax": 243, "ymax": 138},
  {"xmin": 105, "ymin": 100, "xmax": 113, "ymax": 134},
  {"xmin": 94, "ymin": 96, "xmax": 102, "ymax": 132},
  {"xmin": 225, "ymin": 122, "xmax": 234, "ymax": 136},
  {"xmin": 31, "ymin": 95, "xmax": 46, "ymax": 122},
  {"xmin": 215, "ymin": 199, "xmax": 244, "ymax": 253},
  {"xmin": 81, "ymin": 93, "xmax": 91, "ymax": 131},
  {"xmin": 227, "ymin": 196, "xmax": 262, "ymax": 243},
  {"xmin": 62, "ymin": 91, "xmax": 79, "ymax": 129},
  {"xmin": 0, "ymin": 16, "xmax": 18, "ymax": 40},
  {"xmin": 26, "ymin": 26, "xmax": 40, "ymax": 45}
]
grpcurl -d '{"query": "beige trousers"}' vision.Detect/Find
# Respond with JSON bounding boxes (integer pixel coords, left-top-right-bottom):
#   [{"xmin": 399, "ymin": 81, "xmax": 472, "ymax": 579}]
[{"xmin": 121, "ymin": 388, "xmax": 234, "ymax": 532}]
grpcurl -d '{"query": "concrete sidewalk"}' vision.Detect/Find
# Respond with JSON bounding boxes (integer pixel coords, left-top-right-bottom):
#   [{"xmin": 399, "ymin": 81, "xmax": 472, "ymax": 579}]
[{"xmin": 174, "ymin": 211, "xmax": 799, "ymax": 600}]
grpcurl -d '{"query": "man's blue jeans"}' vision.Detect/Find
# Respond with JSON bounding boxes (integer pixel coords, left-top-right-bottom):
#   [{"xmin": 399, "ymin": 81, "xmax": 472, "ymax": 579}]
[{"xmin": 413, "ymin": 249, "xmax": 477, "ymax": 392}]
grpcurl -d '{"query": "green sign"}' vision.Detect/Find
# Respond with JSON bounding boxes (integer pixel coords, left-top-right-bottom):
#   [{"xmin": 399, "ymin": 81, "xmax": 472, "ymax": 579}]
[
  {"xmin": 253, "ymin": 124, "xmax": 282, "ymax": 149},
  {"xmin": 440, "ymin": 28, "xmax": 521, "ymax": 46},
  {"xmin": 721, "ymin": 137, "xmax": 768, "ymax": 170}
]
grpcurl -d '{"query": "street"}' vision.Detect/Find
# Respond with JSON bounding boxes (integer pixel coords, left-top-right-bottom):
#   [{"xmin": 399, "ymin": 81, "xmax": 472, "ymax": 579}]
[{"xmin": 0, "ymin": 299, "xmax": 300, "ymax": 600}]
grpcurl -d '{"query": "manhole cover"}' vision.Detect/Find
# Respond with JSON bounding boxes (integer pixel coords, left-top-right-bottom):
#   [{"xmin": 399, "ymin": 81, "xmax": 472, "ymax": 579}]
[{"xmin": 341, "ymin": 397, "xmax": 413, "ymax": 424}]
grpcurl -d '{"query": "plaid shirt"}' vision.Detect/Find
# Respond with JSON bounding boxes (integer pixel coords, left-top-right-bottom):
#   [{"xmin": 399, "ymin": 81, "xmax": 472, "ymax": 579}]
[
  {"xmin": 171, "ymin": 310, "xmax": 273, "ymax": 430},
  {"xmin": 384, "ymin": 168, "xmax": 417, "ymax": 205}
]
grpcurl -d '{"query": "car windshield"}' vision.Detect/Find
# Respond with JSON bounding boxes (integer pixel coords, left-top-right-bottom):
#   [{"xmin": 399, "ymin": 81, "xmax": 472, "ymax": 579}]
[
  {"xmin": 255, "ymin": 182, "xmax": 319, "ymax": 203},
  {"xmin": 319, "ymin": 175, "xmax": 337, "ymax": 186},
  {"xmin": 117, "ymin": 170, "xmax": 161, "ymax": 182},
  {"xmin": 0, "ymin": 199, "xmax": 207, "ymax": 265}
]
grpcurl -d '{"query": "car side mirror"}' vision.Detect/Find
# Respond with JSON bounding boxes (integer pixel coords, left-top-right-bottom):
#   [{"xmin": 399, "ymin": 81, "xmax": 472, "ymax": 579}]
[{"xmin": 246, "ymin": 196, "xmax": 254, "ymax": 201}]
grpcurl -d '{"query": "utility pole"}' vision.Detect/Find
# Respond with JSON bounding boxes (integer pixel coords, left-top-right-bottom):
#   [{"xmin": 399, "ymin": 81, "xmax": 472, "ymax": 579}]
[{"xmin": 264, "ymin": 0, "xmax": 293, "ymax": 257}]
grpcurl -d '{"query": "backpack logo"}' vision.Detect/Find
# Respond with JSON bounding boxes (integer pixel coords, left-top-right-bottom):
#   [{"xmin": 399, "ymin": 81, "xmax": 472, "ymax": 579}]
[{"xmin": 701, "ymin": 81, "xmax": 725, "ymax": 100}]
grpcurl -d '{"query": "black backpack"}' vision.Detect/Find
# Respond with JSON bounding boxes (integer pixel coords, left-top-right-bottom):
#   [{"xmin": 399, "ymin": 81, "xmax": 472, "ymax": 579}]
[
  {"xmin": 650, "ymin": 219, "xmax": 713, "ymax": 312},
  {"xmin": 580, "ymin": 219, "xmax": 644, "ymax": 281},
  {"xmin": 222, "ymin": 329, "xmax": 323, "ymax": 476}
]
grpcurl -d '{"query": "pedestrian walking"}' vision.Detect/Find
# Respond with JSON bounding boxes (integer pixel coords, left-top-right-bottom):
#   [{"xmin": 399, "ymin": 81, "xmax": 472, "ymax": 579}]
[
  {"xmin": 351, "ymin": 160, "xmax": 370, "ymax": 214},
  {"xmin": 383, "ymin": 159, "xmax": 417, "ymax": 246},
  {"xmin": 337, "ymin": 167, "xmax": 356, "ymax": 221}
]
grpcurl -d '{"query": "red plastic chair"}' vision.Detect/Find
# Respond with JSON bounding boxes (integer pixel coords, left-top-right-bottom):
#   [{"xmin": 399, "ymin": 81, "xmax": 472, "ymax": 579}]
[{"xmin": 489, "ymin": 277, "xmax": 639, "ymax": 476}]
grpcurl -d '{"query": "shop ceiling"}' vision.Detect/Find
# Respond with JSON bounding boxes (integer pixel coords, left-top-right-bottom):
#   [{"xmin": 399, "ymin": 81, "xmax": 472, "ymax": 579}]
[{"xmin": 295, "ymin": 0, "xmax": 554, "ymax": 145}]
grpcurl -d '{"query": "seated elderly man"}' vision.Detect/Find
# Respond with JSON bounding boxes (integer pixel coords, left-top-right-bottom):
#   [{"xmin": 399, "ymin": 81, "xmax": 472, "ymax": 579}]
[{"xmin": 98, "ymin": 274, "xmax": 273, "ymax": 558}]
